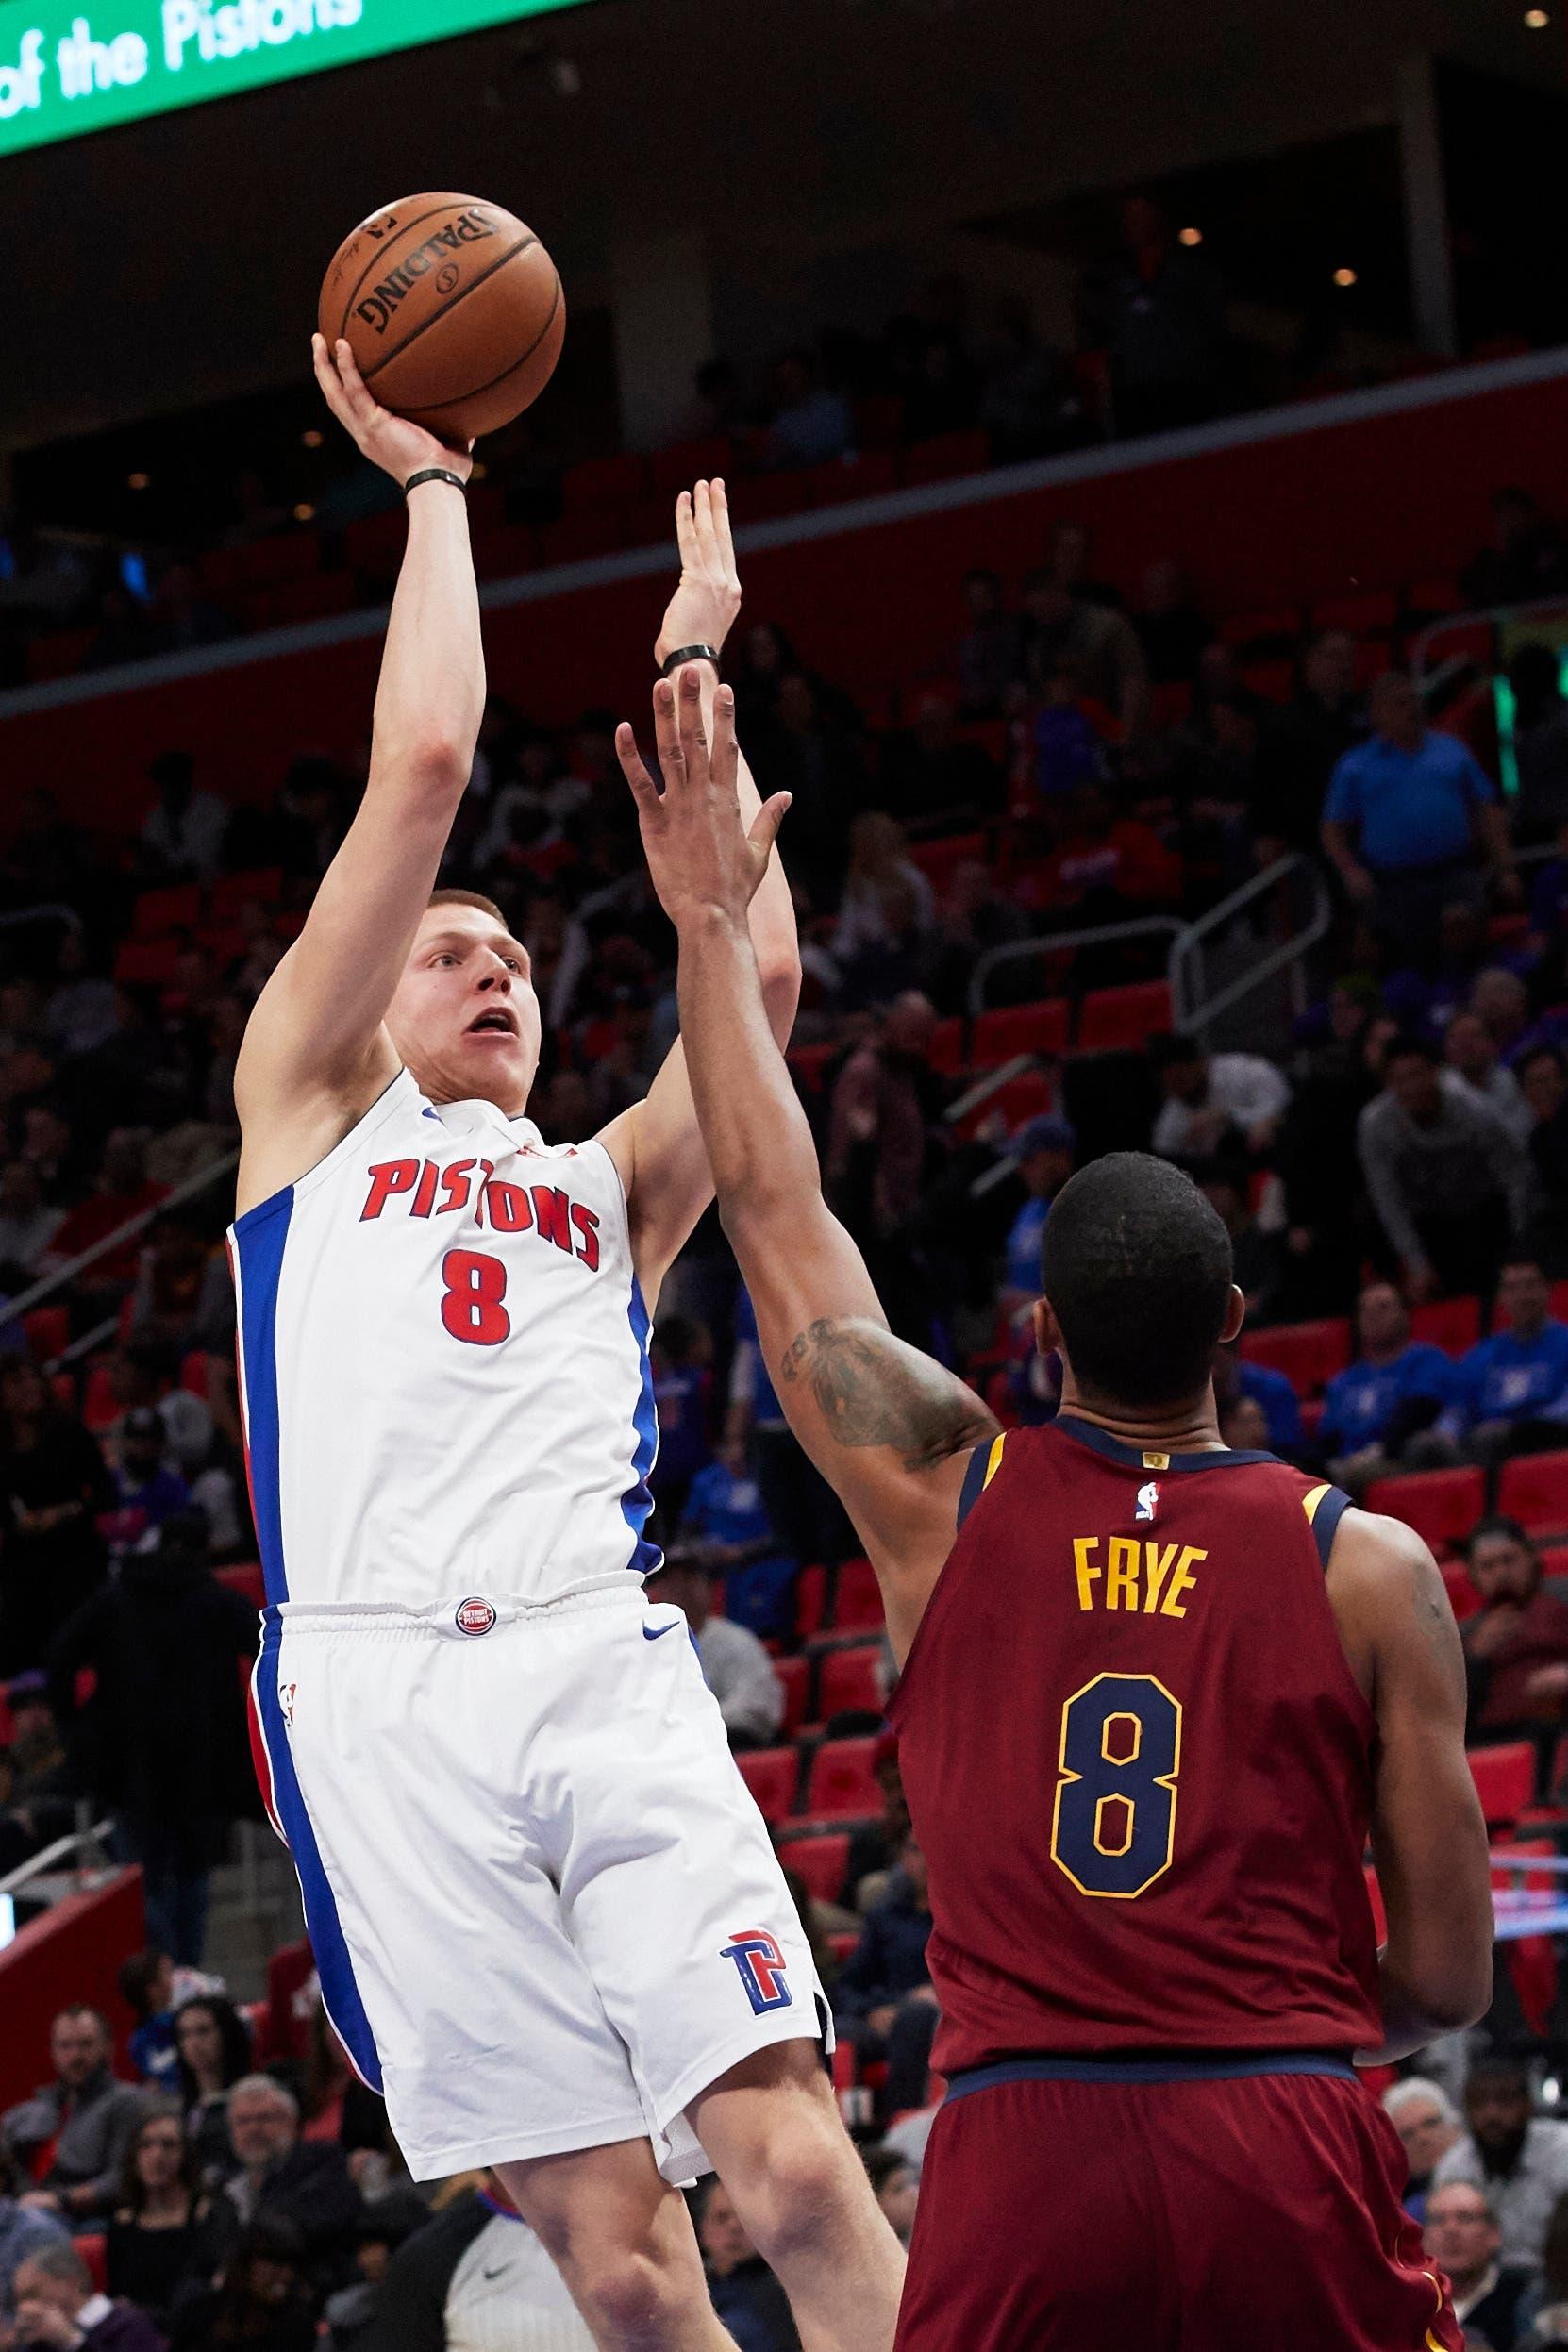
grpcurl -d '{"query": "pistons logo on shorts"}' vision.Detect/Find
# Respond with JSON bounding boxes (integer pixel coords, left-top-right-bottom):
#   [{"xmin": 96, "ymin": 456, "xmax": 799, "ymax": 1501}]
[
  {"xmin": 455, "ymin": 1596, "xmax": 497, "ymax": 1637},
  {"xmin": 720, "ymin": 1927, "xmax": 792, "ymax": 2016}
]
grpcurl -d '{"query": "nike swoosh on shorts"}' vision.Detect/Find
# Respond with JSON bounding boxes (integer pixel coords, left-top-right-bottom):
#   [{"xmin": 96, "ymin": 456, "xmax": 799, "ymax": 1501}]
[{"xmin": 643, "ymin": 1621, "xmax": 681, "ymax": 1641}]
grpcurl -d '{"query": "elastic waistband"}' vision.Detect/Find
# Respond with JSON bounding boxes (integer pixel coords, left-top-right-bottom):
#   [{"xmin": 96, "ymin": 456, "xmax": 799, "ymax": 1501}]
[
  {"xmin": 944, "ymin": 2050, "xmax": 1358, "ymax": 2101},
  {"xmin": 264, "ymin": 1576, "xmax": 645, "ymax": 1637}
]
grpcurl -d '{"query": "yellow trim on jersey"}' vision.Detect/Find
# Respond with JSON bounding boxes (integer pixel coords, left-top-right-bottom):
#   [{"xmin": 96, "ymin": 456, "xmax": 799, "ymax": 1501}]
[
  {"xmin": 1302, "ymin": 1481, "xmax": 1331, "ymax": 1526},
  {"xmin": 982, "ymin": 1432, "xmax": 1007, "ymax": 1489}
]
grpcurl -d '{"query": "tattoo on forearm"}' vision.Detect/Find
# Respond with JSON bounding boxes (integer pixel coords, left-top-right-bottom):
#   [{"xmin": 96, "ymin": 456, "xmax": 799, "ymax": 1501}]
[{"xmin": 778, "ymin": 1317, "xmax": 996, "ymax": 1473}]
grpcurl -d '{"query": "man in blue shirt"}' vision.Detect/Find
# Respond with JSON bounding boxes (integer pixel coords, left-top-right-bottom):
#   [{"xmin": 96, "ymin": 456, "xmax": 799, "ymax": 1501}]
[
  {"xmin": 999, "ymin": 1114, "xmax": 1076, "ymax": 1311},
  {"xmin": 1321, "ymin": 671, "xmax": 1519, "ymax": 958},
  {"xmin": 1212, "ymin": 1343, "xmax": 1304, "ymax": 1454},
  {"xmin": 1444, "ymin": 1258, "xmax": 1568, "ymax": 1462},
  {"xmin": 1320, "ymin": 1280, "xmax": 1454, "ymax": 1488}
]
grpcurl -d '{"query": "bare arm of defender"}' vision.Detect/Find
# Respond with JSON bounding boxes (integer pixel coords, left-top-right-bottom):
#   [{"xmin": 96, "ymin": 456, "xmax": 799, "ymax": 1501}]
[
  {"xmin": 596, "ymin": 480, "xmax": 801, "ymax": 1305},
  {"xmin": 234, "ymin": 337, "xmax": 482, "ymax": 1216},
  {"xmin": 1326, "ymin": 1510, "xmax": 1493, "ymax": 2061},
  {"xmin": 617, "ymin": 671, "xmax": 995, "ymax": 1658}
]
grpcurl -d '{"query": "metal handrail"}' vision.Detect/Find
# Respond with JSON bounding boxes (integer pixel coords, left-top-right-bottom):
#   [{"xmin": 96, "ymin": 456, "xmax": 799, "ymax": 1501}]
[
  {"xmin": 0, "ymin": 1815, "xmax": 115, "ymax": 1897},
  {"xmin": 0, "ymin": 903, "xmax": 81, "ymax": 944},
  {"xmin": 967, "ymin": 917, "xmax": 1185, "ymax": 1017},
  {"xmin": 942, "ymin": 1054, "xmax": 1035, "ymax": 1126},
  {"xmin": 1169, "ymin": 854, "xmax": 1332, "ymax": 1041},
  {"xmin": 3, "ymin": 1146, "xmax": 239, "ymax": 1326}
]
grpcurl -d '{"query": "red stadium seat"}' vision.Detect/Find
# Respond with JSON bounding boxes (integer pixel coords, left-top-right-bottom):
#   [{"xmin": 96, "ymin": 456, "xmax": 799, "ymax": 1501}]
[
  {"xmin": 114, "ymin": 938, "xmax": 183, "ymax": 986},
  {"xmin": 830, "ymin": 1559, "xmax": 884, "ymax": 1634},
  {"xmin": 775, "ymin": 1654, "xmax": 810, "ymax": 1738},
  {"xmin": 1409, "ymin": 1296, "xmax": 1483, "ymax": 1355},
  {"xmin": 649, "ymin": 437, "xmax": 733, "ymax": 497},
  {"xmin": 781, "ymin": 1830, "xmax": 851, "ymax": 1902},
  {"xmin": 23, "ymin": 1307, "xmax": 69, "ymax": 1361},
  {"xmin": 1441, "ymin": 1562, "xmax": 1482, "ymax": 1622},
  {"xmin": 804, "ymin": 1736, "xmax": 882, "ymax": 1821},
  {"xmin": 133, "ymin": 883, "xmax": 203, "ymax": 938},
  {"xmin": 1497, "ymin": 1452, "xmax": 1568, "ymax": 1536},
  {"xmin": 1467, "ymin": 1742, "xmax": 1537, "ymax": 1828},
  {"xmin": 215, "ymin": 1561, "xmax": 266, "ymax": 1610},
  {"xmin": 81, "ymin": 1362, "xmax": 118, "ymax": 1433},
  {"xmin": 1218, "ymin": 607, "xmax": 1302, "ymax": 648},
  {"xmin": 1310, "ymin": 590, "xmax": 1400, "ymax": 634},
  {"xmin": 794, "ymin": 1565, "xmax": 828, "ymax": 1640},
  {"xmin": 737, "ymin": 1747, "xmax": 799, "ymax": 1825},
  {"xmin": 211, "ymin": 868, "xmax": 284, "ymax": 920},
  {"xmin": 927, "ymin": 1017, "xmax": 966, "ymax": 1076},
  {"xmin": 1363, "ymin": 1467, "xmax": 1485, "ymax": 1553},
  {"xmin": 1076, "ymin": 981, "xmax": 1173, "ymax": 1055},
  {"xmin": 818, "ymin": 1644, "xmax": 884, "ymax": 1723},
  {"xmin": 76, "ymin": 2236, "xmax": 108, "ymax": 2294},
  {"xmin": 807, "ymin": 451, "xmax": 899, "ymax": 505},
  {"xmin": 972, "ymin": 1000, "xmax": 1071, "ymax": 1064},
  {"xmin": 906, "ymin": 832, "xmax": 988, "ymax": 895},
  {"xmin": 1239, "ymin": 1318, "xmax": 1351, "ymax": 1395}
]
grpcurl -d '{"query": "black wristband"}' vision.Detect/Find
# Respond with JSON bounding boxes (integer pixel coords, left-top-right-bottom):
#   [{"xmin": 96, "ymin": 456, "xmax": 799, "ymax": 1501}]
[
  {"xmin": 404, "ymin": 468, "xmax": 468, "ymax": 499},
  {"xmin": 659, "ymin": 642, "xmax": 722, "ymax": 679}
]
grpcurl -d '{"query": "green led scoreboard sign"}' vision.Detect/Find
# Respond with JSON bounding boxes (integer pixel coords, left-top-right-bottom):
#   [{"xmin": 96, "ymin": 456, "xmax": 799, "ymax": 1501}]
[{"xmin": 0, "ymin": 0, "xmax": 592, "ymax": 156}]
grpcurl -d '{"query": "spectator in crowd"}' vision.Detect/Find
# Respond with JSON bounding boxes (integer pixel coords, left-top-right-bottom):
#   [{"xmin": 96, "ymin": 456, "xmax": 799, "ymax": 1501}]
[
  {"xmin": 169, "ymin": 2214, "xmax": 319, "ymax": 2352},
  {"xmin": 1195, "ymin": 1160, "xmax": 1285, "ymax": 1326},
  {"xmin": 879, "ymin": 690, "xmax": 1001, "ymax": 833},
  {"xmin": 1445, "ymin": 1259, "xmax": 1568, "ymax": 1461},
  {"xmin": 1016, "ymin": 569, "xmax": 1149, "ymax": 733},
  {"xmin": 0, "ymin": 2144, "xmax": 68, "ymax": 2315},
  {"xmin": 997, "ymin": 1115, "xmax": 1076, "ymax": 1315},
  {"xmin": 1460, "ymin": 1517, "xmax": 1568, "ymax": 1736},
  {"xmin": 0, "ymin": 1161, "xmax": 64, "ymax": 1287},
  {"xmin": 11, "ymin": 2237, "xmax": 165, "ymax": 2352},
  {"xmin": 1, "ymin": 1674, "xmax": 75, "ymax": 1854},
  {"xmin": 676, "ymin": 1441, "xmax": 796, "ymax": 1641},
  {"xmin": 1319, "ymin": 1280, "xmax": 1455, "ymax": 1488},
  {"xmin": 826, "ymin": 991, "xmax": 942, "ymax": 1346},
  {"xmin": 103, "ymin": 1410, "xmax": 193, "ymax": 1561},
  {"xmin": 834, "ymin": 1835, "xmax": 938, "ymax": 2120},
  {"xmin": 41, "ymin": 1130, "xmax": 165, "ymax": 1296},
  {"xmin": 106, "ymin": 2101, "xmax": 236, "ymax": 2328},
  {"xmin": 1476, "ymin": 967, "xmax": 1537, "ymax": 1065},
  {"xmin": 1093, "ymin": 195, "xmax": 1229, "ymax": 437},
  {"xmin": 830, "ymin": 816, "xmax": 936, "ymax": 1005},
  {"xmin": 172, "ymin": 1998, "xmax": 254, "ymax": 2192},
  {"xmin": 2, "ymin": 2008, "xmax": 147, "ymax": 2224},
  {"xmin": 1524, "ymin": 2196, "xmax": 1568, "ymax": 2347},
  {"xmin": 765, "ymin": 350, "xmax": 853, "ymax": 471},
  {"xmin": 955, "ymin": 569, "xmax": 1020, "ymax": 718},
  {"xmin": 644, "ymin": 1559, "xmax": 784, "ymax": 1750},
  {"xmin": 1210, "ymin": 1342, "xmax": 1304, "ymax": 1456},
  {"xmin": 647, "ymin": 1315, "xmax": 712, "ymax": 1532},
  {"xmin": 698, "ymin": 2180, "xmax": 800, "ymax": 2352},
  {"xmin": 1509, "ymin": 645, "xmax": 1568, "ymax": 843},
  {"xmin": 1523, "ymin": 1045, "xmax": 1568, "ymax": 1263},
  {"xmin": 316, "ymin": 2192, "xmax": 429, "ymax": 2349},
  {"xmin": 0, "ymin": 1359, "xmax": 114, "ymax": 1674},
  {"xmin": 1357, "ymin": 1034, "xmax": 1526, "ymax": 1301},
  {"xmin": 860, "ymin": 2146, "xmax": 919, "ymax": 2250},
  {"xmin": 138, "ymin": 751, "xmax": 228, "ymax": 885},
  {"xmin": 1435, "ymin": 2061, "xmax": 1568, "ymax": 2271},
  {"xmin": 1258, "ymin": 629, "xmax": 1364, "ymax": 858},
  {"xmin": 1446, "ymin": 1009, "xmax": 1532, "ymax": 1144},
  {"xmin": 1321, "ymin": 670, "xmax": 1520, "ymax": 958},
  {"xmin": 49, "ymin": 1510, "xmax": 259, "ymax": 1963},
  {"xmin": 1460, "ymin": 488, "xmax": 1568, "ymax": 610},
  {"xmin": 1384, "ymin": 2077, "xmax": 1463, "ymax": 2224},
  {"xmin": 354, "ymin": 2177, "xmax": 590, "ymax": 2352},
  {"xmin": 117, "ymin": 1952, "xmax": 182, "ymax": 2091},
  {"xmin": 1148, "ymin": 1034, "xmax": 1290, "ymax": 1160},
  {"xmin": 840, "ymin": 1737, "xmax": 910, "ymax": 1914},
  {"xmin": 218, "ymin": 2078, "xmax": 359, "ymax": 2290},
  {"xmin": 1426, "ymin": 2180, "xmax": 1533, "ymax": 2347},
  {"xmin": 1131, "ymin": 559, "xmax": 1210, "ymax": 686}
]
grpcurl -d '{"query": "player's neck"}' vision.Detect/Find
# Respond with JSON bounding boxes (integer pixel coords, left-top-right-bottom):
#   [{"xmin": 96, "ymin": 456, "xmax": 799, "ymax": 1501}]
[{"xmin": 1056, "ymin": 1384, "xmax": 1225, "ymax": 1456}]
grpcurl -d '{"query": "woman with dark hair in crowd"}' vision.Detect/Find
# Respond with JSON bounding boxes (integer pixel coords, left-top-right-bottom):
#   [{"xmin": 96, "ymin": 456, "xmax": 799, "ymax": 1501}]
[
  {"xmin": 171, "ymin": 2214, "xmax": 319, "ymax": 2352},
  {"xmin": 107, "ymin": 2101, "xmax": 237, "ymax": 2327},
  {"xmin": 174, "ymin": 1994, "xmax": 254, "ymax": 2186},
  {"xmin": 0, "ymin": 1356, "xmax": 113, "ymax": 1673}
]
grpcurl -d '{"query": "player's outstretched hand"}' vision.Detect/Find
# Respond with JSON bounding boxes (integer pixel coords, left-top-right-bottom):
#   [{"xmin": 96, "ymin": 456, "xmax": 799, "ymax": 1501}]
[
  {"xmin": 617, "ymin": 668, "xmax": 789, "ymax": 929},
  {"xmin": 654, "ymin": 480, "xmax": 742, "ymax": 670},
  {"xmin": 310, "ymin": 335, "xmax": 475, "ymax": 490}
]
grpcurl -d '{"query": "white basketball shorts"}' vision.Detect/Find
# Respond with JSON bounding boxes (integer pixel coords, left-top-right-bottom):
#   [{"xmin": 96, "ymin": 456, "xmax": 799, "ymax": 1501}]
[{"xmin": 249, "ymin": 1580, "xmax": 828, "ymax": 2183}]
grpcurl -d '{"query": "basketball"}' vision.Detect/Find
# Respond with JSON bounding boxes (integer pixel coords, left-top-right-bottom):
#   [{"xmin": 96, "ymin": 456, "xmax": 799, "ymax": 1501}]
[{"xmin": 317, "ymin": 193, "xmax": 564, "ymax": 442}]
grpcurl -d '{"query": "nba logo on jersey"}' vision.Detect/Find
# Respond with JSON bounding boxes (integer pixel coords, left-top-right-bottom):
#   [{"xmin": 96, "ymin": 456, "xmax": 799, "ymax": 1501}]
[
  {"xmin": 720, "ymin": 1927, "xmax": 792, "ymax": 2015},
  {"xmin": 455, "ymin": 1596, "xmax": 497, "ymax": 1637},
  {"xmin": 279, "ymin": 1681, "xmax": 297, "ymax": 1726},
  {"xmin": 1135, "ymin": 1480, "xmax": 1160, "ymax": 1523}
]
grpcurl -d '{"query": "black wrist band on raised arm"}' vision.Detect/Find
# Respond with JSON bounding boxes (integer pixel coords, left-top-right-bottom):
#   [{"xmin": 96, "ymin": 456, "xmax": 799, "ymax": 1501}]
[
  {"xmin": 659, "ymin": 642, "xmax": 722, "ymax": 679},
  {"xmin": 404, "ymin": 468, "xmax": 468, "ymax": 499}
]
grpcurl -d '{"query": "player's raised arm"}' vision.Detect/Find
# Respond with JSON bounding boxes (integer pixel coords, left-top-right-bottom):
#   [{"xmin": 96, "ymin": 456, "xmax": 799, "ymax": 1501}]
[
  {"xmin": 597, "ymin": 480, "xmax": 802, "ymax": 1301},
  {"xmin": 1326, "ymin": 1508, "xmax": 1493, "ymax": 2063},
  {"xmin": 233, "ymin": 337, "xmax": 482, "ymax": 1214},
  {"xmin": 617, "ymin": 670, "xmax": 995, "ymax": 1657}
]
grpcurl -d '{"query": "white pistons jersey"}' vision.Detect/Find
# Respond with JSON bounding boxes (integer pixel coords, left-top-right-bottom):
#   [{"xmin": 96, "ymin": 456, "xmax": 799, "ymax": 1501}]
[{"xmin": 228, "ymin": 1069, "xmax": 659, "ymax": 1612}]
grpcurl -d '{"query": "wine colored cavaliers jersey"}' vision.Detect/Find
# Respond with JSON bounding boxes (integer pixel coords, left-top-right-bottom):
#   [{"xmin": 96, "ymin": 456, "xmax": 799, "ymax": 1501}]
[{"xmin": 887, "ymin": 1417, "xmax": 1380, "ymax": 2078}]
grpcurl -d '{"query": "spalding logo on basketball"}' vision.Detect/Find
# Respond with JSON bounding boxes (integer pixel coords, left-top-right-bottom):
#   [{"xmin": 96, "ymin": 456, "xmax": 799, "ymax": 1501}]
[{"xmin": 456, "ymin": 1596, "xmax": 497, "ymax": 1637}]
